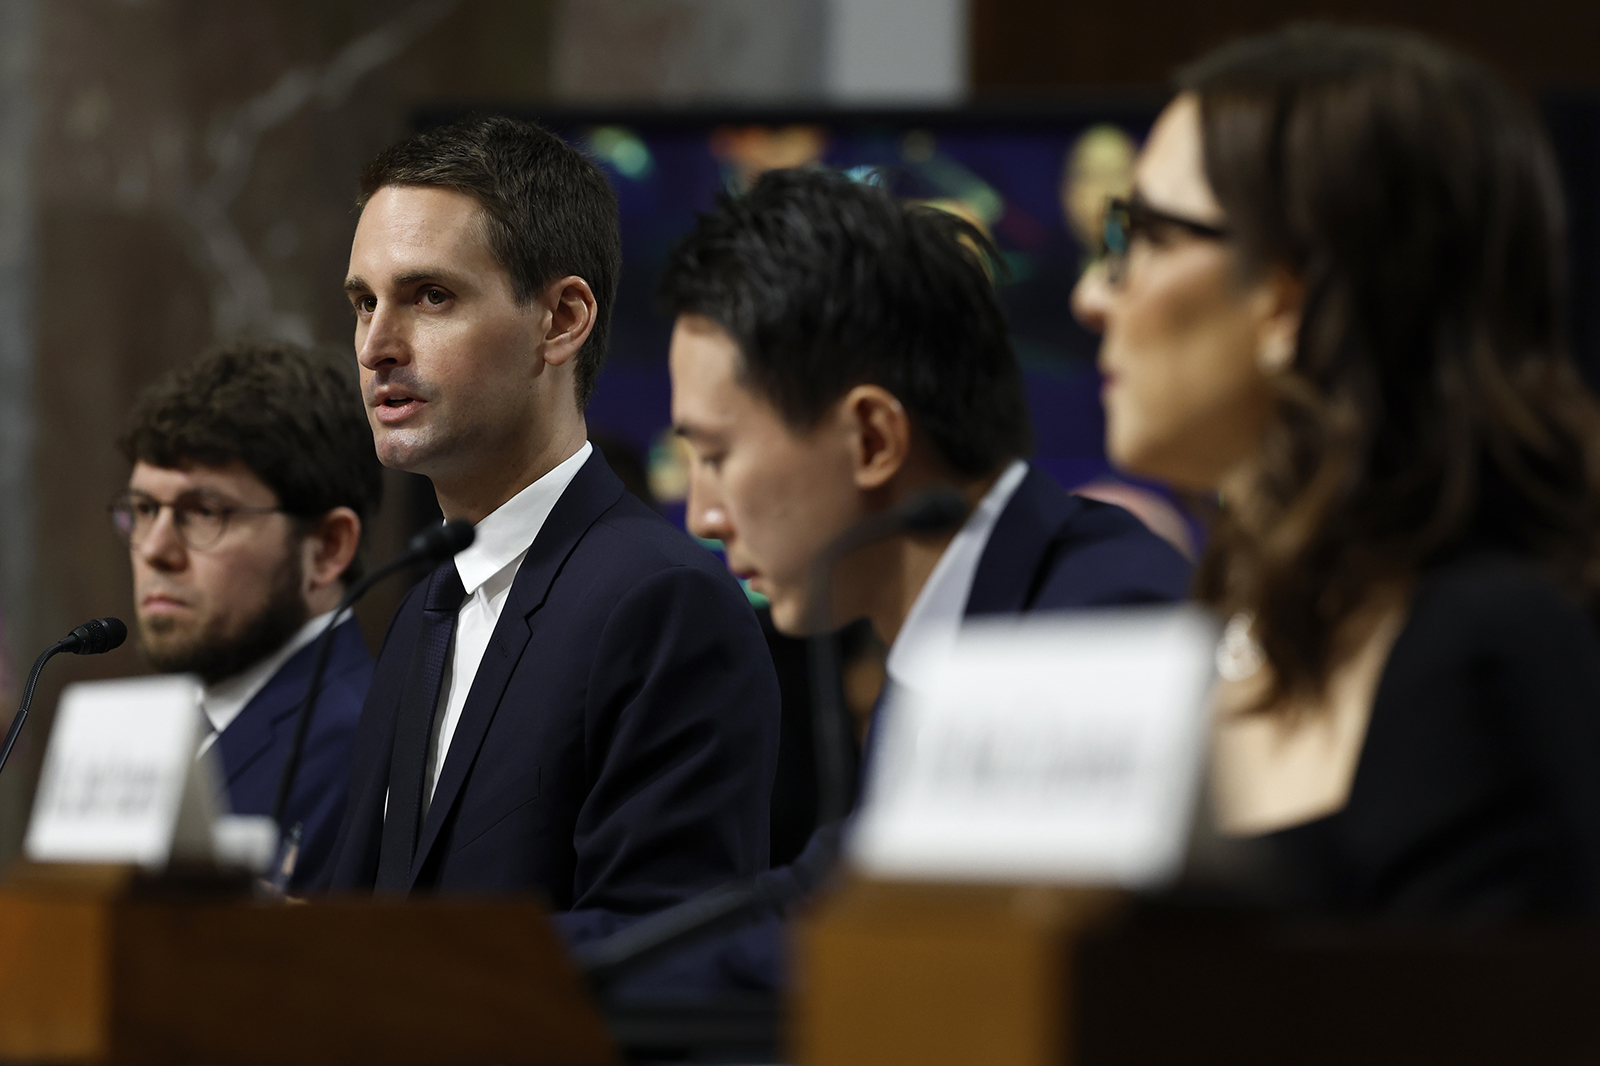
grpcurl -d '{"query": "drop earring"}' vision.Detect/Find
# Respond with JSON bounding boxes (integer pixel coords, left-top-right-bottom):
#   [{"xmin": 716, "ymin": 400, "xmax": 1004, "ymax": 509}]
[{"xmin": 1257, "ymin": 333, "xmax": 1295, "ymax": 374}]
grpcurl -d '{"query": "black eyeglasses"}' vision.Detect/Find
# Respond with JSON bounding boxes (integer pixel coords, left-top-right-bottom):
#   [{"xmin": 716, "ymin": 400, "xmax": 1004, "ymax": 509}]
[
  {"xmin": 110, "ymin": 490, "xmax": 285, "ymax": 552},
  {"xmin": 1100, "ymin": 196, "xmax": 1230, "ymax": 286}
]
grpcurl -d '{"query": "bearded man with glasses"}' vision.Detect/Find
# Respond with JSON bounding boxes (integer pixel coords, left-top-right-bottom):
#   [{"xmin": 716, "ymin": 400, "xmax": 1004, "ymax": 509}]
[{"xmin": 113, "ymin": 340, "xmax": 383, "ymax": 889}]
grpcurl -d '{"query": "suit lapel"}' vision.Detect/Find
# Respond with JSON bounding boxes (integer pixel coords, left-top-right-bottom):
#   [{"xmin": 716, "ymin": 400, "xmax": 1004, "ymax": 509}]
[
  {"xmin": 216, "ymin": 644, "xmax": 317, "ymax": 789},
  {"xmin": 964, "ymin": 465, "xmax": 1083, "ymax": 617},
  {"xmin": 407, "ymin": 450, "xmax": 625, "ymax": 885}
]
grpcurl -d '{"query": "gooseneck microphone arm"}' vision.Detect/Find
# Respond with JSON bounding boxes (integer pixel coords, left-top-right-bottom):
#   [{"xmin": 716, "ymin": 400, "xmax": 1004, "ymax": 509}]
[
  {"xmin": 0, "ymin": 653, "xmax": 61, "ymax": 777},
  {"xmin": 0, "ymin": 617, "xmax": 128, "ymax": 777},
  {"xmin": 270, "ymin": 520, "xmax": 475, "ymax": 833},
  {"xmin": 579, "ymin": 873, "xmax": 799, "ymax": 992},
  {"xmin": 804, "ymin": 487, "xmax": 971, "ymax": 825},
  {"xmin": 576, "ymin": 488, "xmax": 970, "ymax": 992}
]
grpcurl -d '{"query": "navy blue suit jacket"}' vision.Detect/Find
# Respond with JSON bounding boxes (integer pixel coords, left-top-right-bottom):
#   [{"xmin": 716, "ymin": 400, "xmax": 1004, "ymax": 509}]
[
  {"xmin": 217, "ymin": 618, "xmax": 369, "ymax": 890},
  {"xmin": 323, "ymin": 451, "xmax": 781, "ymax": 933},
  {"xmin": 607, "ymin": 464, "xmax": 1192, "ymax": 995},
  {"xmin": 964, "ymin": 464, "xmax": 1190, "ymax": 615}
]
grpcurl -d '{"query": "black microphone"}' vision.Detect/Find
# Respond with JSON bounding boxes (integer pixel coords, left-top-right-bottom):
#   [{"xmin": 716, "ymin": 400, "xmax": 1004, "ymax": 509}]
[
  {"xmin": 64, "ymin": 616, "xmax": 129, "ymax": 656},
  {"xmin": 805, "ymin": 486, "xmax": 969, "ymax": 824},
  {"xmin": 269, "ymin": 520, "xmax": 475, "ymax": 850},
  {"xmin": 0, "ymin": 616, "xmax": 129, "ymax": 776},
  {"xmin": 574, "ymin": 488, "xmax": 970, "ymax": 992}
]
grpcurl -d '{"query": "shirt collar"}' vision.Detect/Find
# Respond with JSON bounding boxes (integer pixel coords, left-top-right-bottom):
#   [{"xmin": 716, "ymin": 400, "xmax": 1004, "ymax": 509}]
[
  {"xmin": 201, "ymin": 608, "xmax": 338, "ymax": 737},
  {"xmin": 452, "ymin": 441, "xmax": 594, "ymax": 596},
  {"xmin": 885, "ymin": 459, "xmax": 1029, "ymax": 687}
]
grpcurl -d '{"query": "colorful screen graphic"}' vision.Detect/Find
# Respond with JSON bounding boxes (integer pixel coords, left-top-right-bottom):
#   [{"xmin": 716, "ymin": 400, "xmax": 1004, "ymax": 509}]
[{"xmin": 419, "ymin": 103, "xmax": 1192, "ymax": 541}]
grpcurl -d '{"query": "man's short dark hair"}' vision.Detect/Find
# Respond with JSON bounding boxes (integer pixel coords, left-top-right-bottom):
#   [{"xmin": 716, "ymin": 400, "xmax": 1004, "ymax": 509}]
[
  {"xmin": 659, "ymin": 167, "xmax": 1033, "ymax": 478},
  {"xmin": 359, "ymin": 115, "xmax": 621, "ymax": 409},
  {"xmin": 119, "ymin": 340, "xmax": 384, "ymax": 584}
]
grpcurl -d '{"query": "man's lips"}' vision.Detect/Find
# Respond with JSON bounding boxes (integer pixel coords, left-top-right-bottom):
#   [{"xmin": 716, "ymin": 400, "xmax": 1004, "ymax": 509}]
[
  {"xmin": 370, "ymin": 384, "xmax": 428, "ymax": 426},
  {"xmin": 139, "ymin": 594, "xmax": 191, "ymax": 616},
  {"xmin": 373, "ymin": 396, "xmax": 425, "ymax": 426}
]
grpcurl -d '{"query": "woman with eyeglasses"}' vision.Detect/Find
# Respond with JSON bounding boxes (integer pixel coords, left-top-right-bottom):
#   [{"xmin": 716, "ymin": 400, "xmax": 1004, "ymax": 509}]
[{"xmin": 1073, "ymin": 24, "xmax": 1600, "ymax": 916}]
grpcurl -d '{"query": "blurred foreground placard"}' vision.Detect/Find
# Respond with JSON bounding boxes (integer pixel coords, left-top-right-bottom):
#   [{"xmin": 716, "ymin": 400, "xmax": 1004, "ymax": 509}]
[
  {"xmin": 850, "ymin": 606, "xmax": 1217, "ymax": 887},
  {"xmin": 25, "ymin": 674, "xmax": 221, "ymax": 868}
]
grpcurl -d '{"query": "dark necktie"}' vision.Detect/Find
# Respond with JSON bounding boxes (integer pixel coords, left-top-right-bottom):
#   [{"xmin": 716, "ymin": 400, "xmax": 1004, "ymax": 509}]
[{"xmin": 375, "ymin": 562, "xmax": 467, "ymax": 892}]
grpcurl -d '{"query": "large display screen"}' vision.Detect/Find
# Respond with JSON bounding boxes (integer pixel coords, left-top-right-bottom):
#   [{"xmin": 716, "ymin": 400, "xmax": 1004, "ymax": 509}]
[
  {"xmin": 420, "ymin": 103, "xmax": 1170, "ymax": 526},
  {"xmin": 413, "ymin": 97, "xmax": 1600, "ymax": 546}
]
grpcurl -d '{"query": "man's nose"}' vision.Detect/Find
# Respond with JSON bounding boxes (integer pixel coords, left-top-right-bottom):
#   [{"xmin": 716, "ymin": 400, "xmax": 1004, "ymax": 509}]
[
  {"xmin": 356, "ymin": 301, "xmax": 410, "ymax": 371},
  {"xmin": 1071, "ymin": 262, "xmax": 1112, "ymax": 335},
  {"xmin": 686, "ymin": 475, "xmax": 734, "ymax": 544},
  {"xmin": 136, "ymin": 507, "xmax": 188, "ymax": 571}
]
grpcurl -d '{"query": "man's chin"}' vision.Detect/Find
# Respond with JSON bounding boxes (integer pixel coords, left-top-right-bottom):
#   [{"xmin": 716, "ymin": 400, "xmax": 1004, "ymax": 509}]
[
  {"xmin": 139, "ymin": 633, "xmax": 208, "ymax": 676},
  {"xmin": 372, "ymin": 426, "xmax": 443, "ymax": 476},
  {"xmin": 765, "ymin": 593, "xmax": 815, "ymax": 638}
]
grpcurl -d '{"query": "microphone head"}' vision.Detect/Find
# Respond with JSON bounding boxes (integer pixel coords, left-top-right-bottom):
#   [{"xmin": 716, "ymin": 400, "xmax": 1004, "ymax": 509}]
[
  {"xmin": 66, "ymin": 616, "xmax": 128, "ymax": 656},
  {"xmin": 405, "ymin": 519, "xmax": 476, "ymax": 561},
  {"xmin": 898, "ymin": 487, "xmax": 969, "ymax": 534}
]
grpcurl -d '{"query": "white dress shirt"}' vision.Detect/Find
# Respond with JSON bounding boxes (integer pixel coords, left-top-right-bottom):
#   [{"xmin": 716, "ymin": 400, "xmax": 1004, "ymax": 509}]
[
  {"xmin": 197, "ymin": 608, "xmax": 338, "ymax": 757},
  {"xmin": 421, "ymin": 440, "xmax": 593, "ymax": 813},
  {"xmin": 884, "ymin": 459, "xmax": 1029, "ymax": 688}
]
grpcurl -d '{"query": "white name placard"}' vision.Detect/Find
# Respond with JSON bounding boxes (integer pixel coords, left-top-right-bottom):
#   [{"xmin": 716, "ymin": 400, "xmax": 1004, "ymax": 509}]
[
  {"xmin": 26, "ymin": 674, "xmax": 223, "ymax": 868},
  {"xmin": 849, "ymin": 606, "xmax": 1218, "ymax": 888}
]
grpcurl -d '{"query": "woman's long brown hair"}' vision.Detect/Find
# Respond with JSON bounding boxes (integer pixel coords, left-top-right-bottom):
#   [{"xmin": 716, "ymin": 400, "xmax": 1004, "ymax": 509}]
[{"xmin": 1180, "ymin": 25, "xmax": 1600, "ymax": 704}]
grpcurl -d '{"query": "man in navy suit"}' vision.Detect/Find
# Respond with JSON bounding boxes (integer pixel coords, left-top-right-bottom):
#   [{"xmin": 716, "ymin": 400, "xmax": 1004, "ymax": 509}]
[
  {"xmin": 667, "ymin": 168, "xmax": 1188, "ymax": 679},
  {"xmin": 617, "ymin": 166, "xmax": 1191, "ymax": 991},
  {"xmin": 325, "ymin": 118, "xmax": 779, "ymax": 935},
  {"xmin": 116, "ymin": 341, "xmax": 382, "ymax": 889}
]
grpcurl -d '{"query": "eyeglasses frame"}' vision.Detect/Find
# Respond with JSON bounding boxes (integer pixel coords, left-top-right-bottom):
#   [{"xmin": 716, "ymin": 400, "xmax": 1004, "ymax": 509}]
[
  {"xmin": 1099, "ymin": 195, "xmax": 1230, "ymax": 286},
  {"xmin": 109, "ymin": 489, "xmax": 288, "ymax": 552}
]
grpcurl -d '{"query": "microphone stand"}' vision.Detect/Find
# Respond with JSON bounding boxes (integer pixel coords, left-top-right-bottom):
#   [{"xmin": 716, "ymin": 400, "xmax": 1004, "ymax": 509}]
[
  {"xmin": 576, "ymin": 488, "xmax": 969, "ymax": 991},
  {"xmin": 578, "ymin": 874, "xmax": 799, "ymax": 991},
  {"xmin": 267, "ymin": 522, "xmax": 473, "ymax": 890},
  {"xmin": 0, "ymin": 618, "xmax": 128, "ymax": 777},
  {"xmin": 0, "ymin": 641, "xmax": 74, "ymax": 778},
  {"xmin": 804, "ymin": 487, "xmax": 970, "ymax": 824},
  {"xmin": 269, "ymin": 573, "xmax": 392, "ymax": 830},
  {"xmin": 805, "ymin": 512, "xmax": 914, "ymax": 825}
]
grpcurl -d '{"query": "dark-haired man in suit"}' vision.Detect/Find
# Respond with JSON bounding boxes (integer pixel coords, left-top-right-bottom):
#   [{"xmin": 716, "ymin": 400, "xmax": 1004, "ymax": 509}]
[
  {"xmin": 325, "ymin": 117, "xmax": 779, "ymax": 941},
  {"xmin": 116, "ymin": 341, "xmax": 382, "ymax": 890},
  {"xmin": 635, "ymin": 165, "xmax": 1192, "ymax": 989},
  {"xmin": 667, "ymin": 167, "xmax": 1189, "ymax": 688}
]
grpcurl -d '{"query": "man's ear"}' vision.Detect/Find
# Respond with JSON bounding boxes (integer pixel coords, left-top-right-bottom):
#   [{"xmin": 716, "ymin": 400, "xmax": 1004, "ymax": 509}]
[
  {"xmin": 303, "ymin": 507, "xmax": 361, "ymax": 594},
  {"xmin": 540, "ymin": 275, "xmax": 598, "ymax": 369},
  {"xmin": 840, "ymin": 385, "xmax": 911, "ymax": 491}
]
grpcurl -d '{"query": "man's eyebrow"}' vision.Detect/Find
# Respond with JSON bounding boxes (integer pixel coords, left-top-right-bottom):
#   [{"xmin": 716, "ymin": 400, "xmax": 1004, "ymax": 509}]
[
  {"xmin": 671, "ymin": 422, "xmax": 715, "ymax": 442},
  {"xmin": 395, "ymin": 268, "xmax": 470, "ymax": 289},
  {"xmin": 342, "ymin": 269, "xmax": 472, "ymax": 294}
]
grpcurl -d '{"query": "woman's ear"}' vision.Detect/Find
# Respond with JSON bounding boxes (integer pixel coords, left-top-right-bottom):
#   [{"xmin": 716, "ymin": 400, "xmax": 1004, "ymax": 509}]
[
  {"xmin": 840, "ymin": 385, "xmax": 912, "ymax": 490},
  {"xmin": 540, "ymin": 275, "xmax": 598, "ymax": 369},
  {"xmin": 1254, "ymin": 266, "xmax": 1305, "ymax": 375}
]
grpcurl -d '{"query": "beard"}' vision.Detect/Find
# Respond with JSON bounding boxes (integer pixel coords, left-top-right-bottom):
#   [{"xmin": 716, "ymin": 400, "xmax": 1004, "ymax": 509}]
[{"xmin": 139, "ymin": 551, "xmax": 311, "ymax": 686}]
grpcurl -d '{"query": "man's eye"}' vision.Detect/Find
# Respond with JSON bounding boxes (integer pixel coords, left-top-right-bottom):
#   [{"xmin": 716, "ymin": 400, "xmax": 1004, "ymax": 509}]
[
  {"xmin": 422, "ymin": 288, "xmax": 449, "ymax": 306},
  {"xmin": 1132, "ymin": 221, "xmax": 1180, "ymax": 249},
  {"xmin": 353, "ymin": 295, "xmax": 376, "ymax": 314},
  {"xmin": 132, "ymin": 500, "xmax": 161, "ymax": 518}
]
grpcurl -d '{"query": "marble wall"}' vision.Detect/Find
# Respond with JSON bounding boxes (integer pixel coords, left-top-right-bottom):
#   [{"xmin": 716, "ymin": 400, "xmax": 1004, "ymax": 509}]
[{"xmin": 553, "ymin": 0, "xmax": 827, "ymax": 103}]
